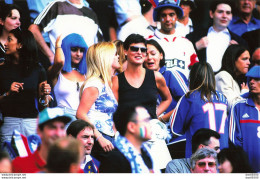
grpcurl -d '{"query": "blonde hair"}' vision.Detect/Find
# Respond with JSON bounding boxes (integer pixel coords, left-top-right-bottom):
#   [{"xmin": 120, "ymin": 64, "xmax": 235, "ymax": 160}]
[
  {"xmin": 80, "ymin": 42, "xmax": 116, "ymax": 97},
  {"xmin": 113, "ymin": 40, "xmax": 126, "ymax": 73}
]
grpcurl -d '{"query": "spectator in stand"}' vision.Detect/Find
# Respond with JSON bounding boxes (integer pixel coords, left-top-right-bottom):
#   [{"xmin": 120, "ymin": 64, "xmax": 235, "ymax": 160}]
[
  {"xmin": 45, "ymin": 137, "xmax": 84, "ymax": 173},
  {"xmin": 147, "ymin": 0, "xmax": 199, "ymax": 79},
  {"xmin": 0, "ymin": 29, "xmax": 51, "ymax": 146},
  {"xmin": 165, "ymin": 128, "xmax": 220, "ymax": 173},
  {"xmin": 242, "ymin": 29, "xmax": 260, "ymax": 55},
  {"xmin": 169, "ymin": 62, "xmax": 229, "ymax": 158},
  {"xmin": 0, "ymin": 150, "xmax": 12, "ymax": 173},
  {"xmin": 175, "ymin": 0, "xmax": 196, "ymax": 37},
  {"xmin": 0, "ymin": 4, "xmax": 21, "ymax": 64},
  {"xmin": 28, "ymin": 0, "xmax": 103, "ymax": 65},
  {"xmin": 48, "ymin": 33, "xmax": 88, "ymax": 123},
  {"xmin": 99, "ymin": 105, "xmax": 160, "ymax": 173},
  {"xmin": 67, "ymin": 120, "xmax": 100, "ymax": 173},
  {"xmin": 186, "ymin": 0, "xmax": 248, "ymax": 72},
  {"xmin": 76, "ymin": 42, "xmax": 118, "ymax": 162},
  {"xmin": 251, "ymin": 47, "xmax": 260, "ymax": 66},
  {"xmin": 12, "ymin": 107, "xmax": 72, "ymax": 173},
  {"xmin": 215, "ymin": 44, "xmax": 250, "ymax": 110},
  {"xmin": 229, "ymin": 0, "xmax": 260, "ymax": 36},
  {"xmin": 229, "ymin": 65, "xmax": 260, "ymax": 173},
  {"xmin": 190, "ymin": 148, "xmax": 218, "ymax": 173},
  {"xmin": 113, "ymin": 40, "xmax": 127, "ymax": 74},
  {"xmin": 217, "ymin": 146, "xmax": 255, "ymax": 173}
]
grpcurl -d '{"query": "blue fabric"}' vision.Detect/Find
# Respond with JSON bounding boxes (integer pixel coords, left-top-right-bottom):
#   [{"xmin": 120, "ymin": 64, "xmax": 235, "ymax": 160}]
[
  {"xmin": 228, "ymin": 16, "xmax": 260, "ymax": 36},
  {"xmin": 229, "ymin": 95, "xmax": 260, "ymax": 172},
  {"xmin": 61, "ymin": 33, "xmax": 88, "ymax": 75}
]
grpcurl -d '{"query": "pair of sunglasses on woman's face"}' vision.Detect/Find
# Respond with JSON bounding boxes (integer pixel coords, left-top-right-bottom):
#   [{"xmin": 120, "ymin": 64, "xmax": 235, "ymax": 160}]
[{"xmin": 129, "ymin": 46, "xmax": 147, "ymax": 53}]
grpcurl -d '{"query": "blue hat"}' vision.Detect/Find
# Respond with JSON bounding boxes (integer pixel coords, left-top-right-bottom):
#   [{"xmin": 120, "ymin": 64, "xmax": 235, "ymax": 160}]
[
  {"xmin": 153, "ymin": 0, "xmax": 184, "ymax": 21},
  {"xmin": 38, "ymin": 107, "xmax": 72, "ymax": 127},
  {"xmin": 246, "ymin": 66, "xmax": 260, "ymax": 78}
]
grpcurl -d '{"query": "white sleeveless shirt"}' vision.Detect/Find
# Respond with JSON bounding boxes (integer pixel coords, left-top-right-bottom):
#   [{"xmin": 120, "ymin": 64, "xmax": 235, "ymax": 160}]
[{"xmin": 54, "ymin": 73, "xmax": 85, "ymax": 110}]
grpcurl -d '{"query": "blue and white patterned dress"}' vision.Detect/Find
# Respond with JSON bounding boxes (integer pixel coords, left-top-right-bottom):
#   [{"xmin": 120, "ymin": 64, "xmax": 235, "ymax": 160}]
[{"xmin": 83, "ymin": 79, "xmax": 118, "ymax": 137}]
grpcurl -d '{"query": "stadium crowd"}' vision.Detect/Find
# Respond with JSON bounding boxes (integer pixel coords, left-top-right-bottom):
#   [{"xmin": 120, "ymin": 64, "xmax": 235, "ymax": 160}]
[{"xmin": 0, "ymin": 0, "xmax": 259, "ymax": 174}]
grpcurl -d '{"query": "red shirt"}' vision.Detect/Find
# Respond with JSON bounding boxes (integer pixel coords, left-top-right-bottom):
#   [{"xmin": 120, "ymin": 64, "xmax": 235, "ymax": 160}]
[{"xmin": 12, "ymin": 149, "xmax": 46, "ymax": 173}]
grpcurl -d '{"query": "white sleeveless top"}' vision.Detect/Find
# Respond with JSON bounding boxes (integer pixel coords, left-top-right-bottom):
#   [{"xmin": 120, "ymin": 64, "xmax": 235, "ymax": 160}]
[{"xmin": 54, "ymin": 73, "xmax": 85, "ymax": 110}]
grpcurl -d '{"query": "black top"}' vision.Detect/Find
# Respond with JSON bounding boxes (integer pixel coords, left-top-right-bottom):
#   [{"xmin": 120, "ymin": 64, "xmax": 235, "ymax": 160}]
[
  {"xmin": 0, "ymin": 63, "xmax": 47, "ymax": 118},
  {"xmin": 118, "ymin": 69, "xmax": 157, "ymax": 119},
  {"xmin": 99, "ymin": 147, "xmax": 152, "ymax": 173}
]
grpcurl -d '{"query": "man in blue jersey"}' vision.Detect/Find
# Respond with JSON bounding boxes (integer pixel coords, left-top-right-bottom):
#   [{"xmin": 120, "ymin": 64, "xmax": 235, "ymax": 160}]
[
  {"xmin": 169, "ymin": 62, "xmax": 229, "ymax": 158},
  {"xmin": 229, "ymin": 65, "xmax": 260, "ymax": 173}
]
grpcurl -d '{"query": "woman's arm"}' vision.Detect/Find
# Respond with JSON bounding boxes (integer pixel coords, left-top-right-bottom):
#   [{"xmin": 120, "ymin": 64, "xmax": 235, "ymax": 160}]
[
  {"xmin": 154, "ymin": 71, "xmax": 172, "ymax": 118},
  {"xmin": 76, "ymin": 86, "xmax": 114, "ymax": 152},
  {"xmin": 47, "ymin": 35, "xmax": 65, "ymax": 87},
  {"xmin": 38, "ymin": 81, "xmax": 52, "ymax": 107}
]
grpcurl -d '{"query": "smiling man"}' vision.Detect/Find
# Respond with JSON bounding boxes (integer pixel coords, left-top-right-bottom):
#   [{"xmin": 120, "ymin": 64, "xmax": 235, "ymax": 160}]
[
  {"xmin": 147, "ymin": 0, "xmax": 198, "ymax": 79},
  {"xmin": 66, "ymin": 119, "xmax": 99, "ymax": 173},
  {"xmin": 186, "ymin": 0, "xmax": 248, "ymax": 72}
]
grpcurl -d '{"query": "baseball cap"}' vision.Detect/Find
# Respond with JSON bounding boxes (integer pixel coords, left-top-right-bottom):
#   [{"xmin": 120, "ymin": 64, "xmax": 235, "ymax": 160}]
[
  {"xmin": 38, "ymin": 107, "xmax": 72, "ymax": 127},
  {"xmin": 153, "ymin": 0, "xmax": 184, "ymax": 21},
  {"xmin": 246, "ymin": 66, "xmax": 260, "ymax": 78}
]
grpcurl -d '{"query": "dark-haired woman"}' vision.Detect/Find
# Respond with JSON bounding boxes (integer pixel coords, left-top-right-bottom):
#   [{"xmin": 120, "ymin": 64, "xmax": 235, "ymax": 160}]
[
  {"xmin": 0, "ymin": 4, "xmax": 21, "ymax": 64},
  {"xmin": 218, "ymin": 146, "xmax": 255, "ymax": 173},
  {"xmin": 215, "ymin": 44, "xmax": 250, "ymax": 110},
  {"xmin": 169, "ymin": 62, "xmax": 229, "ymax": 158},
  {"xmin": 112, "ymin": 34, "xmax": 172, "ymax": 169},
  {"xmin": 0, "ymin": 29, "xmax": 51, "ymax": 144}
]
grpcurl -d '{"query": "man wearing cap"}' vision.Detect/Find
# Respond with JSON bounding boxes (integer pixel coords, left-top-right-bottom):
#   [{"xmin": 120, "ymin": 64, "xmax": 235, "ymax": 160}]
[
  {"xmin": 186, "ymin": 0, "xmax": 248, "ymax": 72},
  {"xmin": 12, "ymin": 107, "xmax": 72, "ymax": 173},
  {"xmin": 229, "ymin": 65, "xmax": 260, "ymax": 173},
  {"xmin": 175, "ymin": 0, "xmax": 196, "ymax": 36},
  {"xmin": 147, "ymin": 0, "xmax": 199, "ymax": 79}
]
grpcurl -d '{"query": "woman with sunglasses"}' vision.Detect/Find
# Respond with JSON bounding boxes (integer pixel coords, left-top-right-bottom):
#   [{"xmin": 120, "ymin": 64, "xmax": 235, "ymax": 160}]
[
  {"xmin": 48, "ymin": 33, "xmax": 88, "ymax": 122},
  {"xmin": 77, "ymin": 42, "xmax": 118, "ymax": 162},
  {"xmin": 112, "ymin": 34, "xmax": 172, "ymax": 169},
  {"xmin": 0, "ymin": 28, "xmax": 51, "ymax": 144},
  {"xmin": 0, "ymin": 4, "xmax": 21, "ymax": 64}
]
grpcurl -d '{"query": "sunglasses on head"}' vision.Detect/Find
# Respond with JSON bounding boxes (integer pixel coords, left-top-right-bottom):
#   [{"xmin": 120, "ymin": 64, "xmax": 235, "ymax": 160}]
[
  {"xmin": 71, "ymin": 47, "xmax": 84, "ymax": 53},
  {"xmin": 129, "ymin": 46, "xmax": 147, "ymax": 53},
  {"xmin": 197, "ymin": 162, "xmax": 216, "ymax": 168}
]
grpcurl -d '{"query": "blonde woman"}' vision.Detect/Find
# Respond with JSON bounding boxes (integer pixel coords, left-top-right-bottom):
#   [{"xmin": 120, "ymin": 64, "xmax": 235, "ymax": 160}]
[{"xmin": 76, "ymin": 42, "xmax": 118, "ymax": 161}]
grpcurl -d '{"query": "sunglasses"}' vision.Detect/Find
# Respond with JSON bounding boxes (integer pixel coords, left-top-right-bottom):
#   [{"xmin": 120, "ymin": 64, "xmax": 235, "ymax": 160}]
[
  {"xmin": 197, "ymin": 162, "xmax": 216, "ymax": 168},
  {"xmin": 129, "ymin": 46, "xmax": 147, "ymax": 53},
  {"xmin": 71, "ymin": 47, "xmax": 84, "ymax": 53}
]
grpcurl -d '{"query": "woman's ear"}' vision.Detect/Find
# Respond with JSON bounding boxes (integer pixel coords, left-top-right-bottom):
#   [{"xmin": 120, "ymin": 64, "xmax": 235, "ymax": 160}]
[
  {"xmin": 17, "ymin": 43, "xmax": 22, "ymax": 50},
  {"xmin": 0, "ymin": 18, "xmax": 4, "ymax": 26}
]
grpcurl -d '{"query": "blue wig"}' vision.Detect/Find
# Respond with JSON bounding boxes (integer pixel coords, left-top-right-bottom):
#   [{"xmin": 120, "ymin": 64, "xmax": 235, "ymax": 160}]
[{"xmin": 61, "ymin": 33, "xmax": 88, "ymax": 75}]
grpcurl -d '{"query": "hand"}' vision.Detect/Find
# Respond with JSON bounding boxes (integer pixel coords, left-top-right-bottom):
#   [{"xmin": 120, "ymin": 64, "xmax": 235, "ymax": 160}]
[
  {"xmin": 97, "ymin": 136, "xmax": 114, "ymax": 152},
  {"xmin": 55, "ymin": 35, "xmax": 63, "ymax": 48},
  {"xmin": 10, "ymin": 82, "xmax": 24, "ymax": 93},
  {"xmin": 195, "ymin": 36, "xmax": 208, "ymax": 50},
  {"xmin": 40, "ymin": 81, "xmax": 51, "ymax": 96},
  {"xmin": 241, "ymin": 82, "xmax": 249, "ymax": 90}
]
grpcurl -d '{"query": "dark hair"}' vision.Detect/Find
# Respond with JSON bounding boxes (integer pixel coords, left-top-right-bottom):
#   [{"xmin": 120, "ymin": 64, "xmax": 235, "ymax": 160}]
[
  {"xmin": 140, "ymin": 0, "xmax": 153, "ymax": 15},
  {"xmin": 66, "ymin": 119, "xmax": 94, "ymax": 138},
  {"xmin": 123, "ymin": 34, "xmax": 146, "ymax": 51},
  {"xmin": 146, "ymin": 39, "xmax": 166, "ymax": 67},
  {"xmin": 187, "ymin": 62, "xmax": 217, "ymax": 102},
  {"xmin": 113, "ymin": 105, "xmax": 139, "ymax": 136},
  {"xmin": 0, "ymin": 4, "xmax": 20, "ymax": 35},
  {"xmin": 46, "ymin": 137, "xmax": 82, "ymax": 173},
  {"xmin": 0, "ymin": 150, "xmax": 10, "ymax": 161},
  {"xmin": 217, "ymin": 44, "xmax": 249, "ymax": 83},
  {"xmin": 180, "ymin": 0, "xmax": 196, "ymax": 10},
  {"xmin": 217, "ymin": 146, "xmax": 255, "ymax": 173},
  {"xmin": 210, "ymin": 0, "xmax": 233, "ymax": 13},
  {"xmin": 192, "ymin": 128, "xmax": 220, "ymax": 154},
  {"xmin": 6, "ymin": 28, "xmax": 39, "ymax": 76}
]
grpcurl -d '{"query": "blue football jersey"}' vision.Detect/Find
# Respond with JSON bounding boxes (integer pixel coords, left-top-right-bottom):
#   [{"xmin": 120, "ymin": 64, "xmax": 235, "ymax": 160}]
[
  {"xmin": 229, "ymin": 96, "xmax": 260, "ymax": 173},
  {"xmin": 170, "ymin": 91, "xmax": 229, "ymax": 157}
]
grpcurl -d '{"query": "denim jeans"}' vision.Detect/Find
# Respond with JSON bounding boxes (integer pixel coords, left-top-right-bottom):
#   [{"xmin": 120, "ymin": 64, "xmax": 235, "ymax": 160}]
[{"xmin": 0, "ymin": 117, "xmax": 37, "ymax": 146}]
